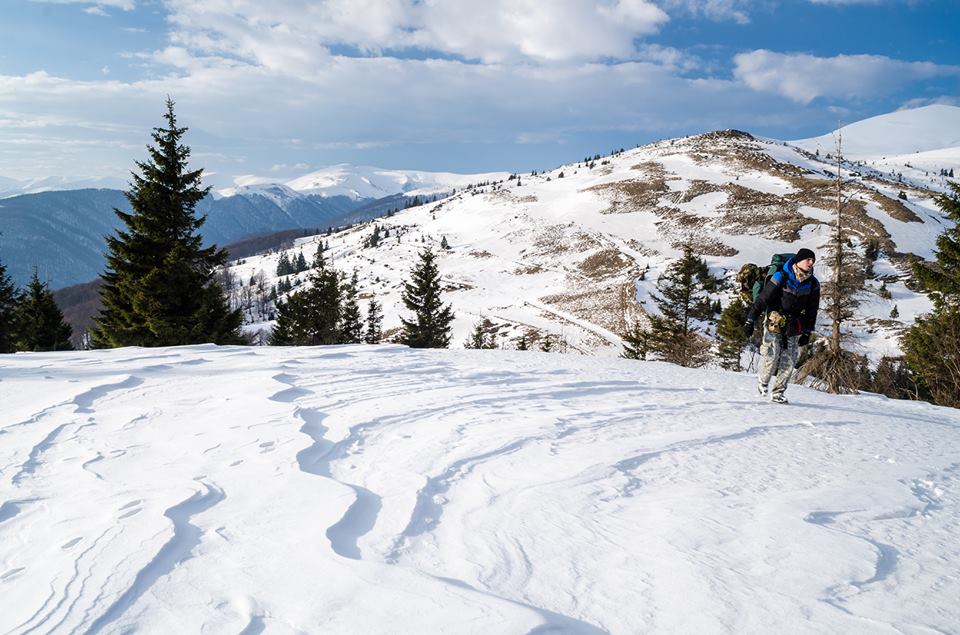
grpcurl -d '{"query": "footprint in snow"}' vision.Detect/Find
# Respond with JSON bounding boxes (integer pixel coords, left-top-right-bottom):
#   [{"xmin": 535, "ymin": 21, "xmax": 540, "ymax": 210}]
[
  {"xmin": 61, "ymin": 537, "xmax": 83, "ymax": 549},
  {"xmin": 1, "ymin": 568, "xmax": 25, "ymax": 580}
]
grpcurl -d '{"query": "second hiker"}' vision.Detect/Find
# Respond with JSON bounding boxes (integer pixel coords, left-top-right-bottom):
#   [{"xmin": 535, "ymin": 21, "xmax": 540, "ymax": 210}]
[{"xmin": 743, "ymin": 248, "xmax": 820, "ymax": 404}]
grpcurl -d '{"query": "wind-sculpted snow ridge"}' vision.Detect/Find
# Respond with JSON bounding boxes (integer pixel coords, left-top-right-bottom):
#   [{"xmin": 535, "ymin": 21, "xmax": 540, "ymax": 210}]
[{"xmin": 1, "ymin": 345, "xmax": 959, "ymax": 633}]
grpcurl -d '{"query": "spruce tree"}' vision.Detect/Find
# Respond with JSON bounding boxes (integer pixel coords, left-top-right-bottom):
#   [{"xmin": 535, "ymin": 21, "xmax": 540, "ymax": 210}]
[
  {"xmin": 464, "ymin": 320, "xmax": 496, "ymax": 349},
  {"xmin": 14, "ymin": 271, "xmax": 73, "ymax": 351},
  {"xmin": 620, "ymin": 319, "xmax": 646, "ymax": 360},
  {"xmin": 399, "ymin": 248, "xmax": 454, "ymax": 348},
  {"xmin": 364, "ymin": 298, "xmax": 383, "ymax": 344},
  {"xmin": 0, "ymin": 253, "xmax": 20, "ymax": 353},
  {"xmin": 92, "ymin": 98, "xmax": 242, "ymax": 347},
  {"xmin": 902, "ymin": 181, "xmax": 960, "ymax": 407},
  {"xmin": 637, "ymin": 247, "xmax": 715, "ymax": 367},
  {"xmin": 716, "ymin": 297, "xmax": 749, "ymax": 371},
  {"xmin": 338, "ymin": 270, "xmax": 363, "ymax": 344}
]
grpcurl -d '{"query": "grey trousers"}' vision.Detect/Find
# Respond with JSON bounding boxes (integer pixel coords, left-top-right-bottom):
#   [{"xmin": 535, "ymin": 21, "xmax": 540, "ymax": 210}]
[{"xmin": 758, "ymin": 329, "xmax": 799, "ymax": 397}]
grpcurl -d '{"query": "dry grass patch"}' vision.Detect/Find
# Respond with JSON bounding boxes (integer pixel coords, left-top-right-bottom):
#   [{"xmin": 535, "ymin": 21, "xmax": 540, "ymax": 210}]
[{"xmin": 578, "ymin": 249, "xmax": 634, "ymax": 279}]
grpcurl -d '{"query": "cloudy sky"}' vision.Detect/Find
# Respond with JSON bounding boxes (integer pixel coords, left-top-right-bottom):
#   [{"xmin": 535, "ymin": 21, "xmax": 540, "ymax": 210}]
[{"xmin": 0, "ymin": 0, "xmax": 957, "ymax": 186}]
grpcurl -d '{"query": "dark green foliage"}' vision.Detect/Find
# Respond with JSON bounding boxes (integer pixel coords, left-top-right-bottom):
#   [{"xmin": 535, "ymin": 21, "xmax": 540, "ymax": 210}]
[
  {"xmin": 338, "ymin": 270, "xmax": 363, "ymax": 344},
  {"xmin": 870, "ymin": 356, "xmax": 916, "ymax": 401},
  {"xmin": 620, "ymin": 319, "xmax": 645, "ymax": 360},
  {"xmin": 902, "ymin": 182, "xmax": 960, "ymax": 408},
  {"xmin": 515, "ymin": 333, "xmax": 529, "ymax": 351},
  {"xmin": 364, "ymin": 298, "xmax": 383, "ymax": 344},
  {"xmin": 399, "ymin": 248, "xmax": 453, "ymax": 348},
  {"xmin": 270, "ymin": 249, "xmax": 342, "ymax": 346},
  {"xmin": 92, "ymin": 98, "xmax": 242, "ymax": 347},
  {"xmin": 14, "ymin": 271, "xmax": 73, "ymax": 351},
  {"xmin": 441, "ymin": 235, "xmax": 450, "ymax": 250},
  {"xmin": 633, "ymin": 247, "xmax": 716, "ymax": 367},
  {"xmin": 464, "ymin": 319, "xmax": 496, "ymax": 349},
  {"xmin": 912, "ymin": 181, "xmax": 960, "ymax": 311},
  {"xmin": 902, "ymin": 308, "xmax": 960, "ymax": 408},
  {"xmin": 890, "ymin": 304, "xmax": 899, "ymax": 319},
  {"xmin": 0, "ymin": 255, "xmax": 19, "ymax": 353},
  {"xmin": 716, "ymin": 298, "xmax": 748, "ymax": 371}
]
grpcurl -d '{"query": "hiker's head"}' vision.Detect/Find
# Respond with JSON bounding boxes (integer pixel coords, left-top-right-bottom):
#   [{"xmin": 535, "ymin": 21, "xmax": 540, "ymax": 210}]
[{"xmin": 795, "ymin": 248, "xmax": 815, "ymax": 272}]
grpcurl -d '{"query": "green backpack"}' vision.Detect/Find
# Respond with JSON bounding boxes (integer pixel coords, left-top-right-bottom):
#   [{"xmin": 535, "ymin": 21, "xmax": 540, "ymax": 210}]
[{"xmin": 737, "ymin": 253, "xmax": 795, "ymax": 305}]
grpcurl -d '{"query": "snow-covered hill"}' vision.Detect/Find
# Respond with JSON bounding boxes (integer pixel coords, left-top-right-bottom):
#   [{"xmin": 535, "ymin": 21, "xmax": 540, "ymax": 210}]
[
  {"xmin": 2, "ymin": 345, "xmax": 958, "ymax": 633},
  {"xmin": 793, "ymin": 105, "xmax": 960, "ymax": 195},
  {"xmin": 230, "ymin": 118, "xmax": 956, "ymax": 360}
]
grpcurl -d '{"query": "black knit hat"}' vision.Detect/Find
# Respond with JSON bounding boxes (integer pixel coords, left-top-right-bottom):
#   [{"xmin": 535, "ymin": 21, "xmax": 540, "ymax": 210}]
[{"xmin": 796, "ymin": 248, "xmax": 816, "ymax": 263}]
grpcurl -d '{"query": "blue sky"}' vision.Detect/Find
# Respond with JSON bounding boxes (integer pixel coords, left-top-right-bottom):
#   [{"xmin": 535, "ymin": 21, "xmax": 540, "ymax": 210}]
[{"xmin": 0, "ymin": 0, "xmax": 957, "ymax": 187}]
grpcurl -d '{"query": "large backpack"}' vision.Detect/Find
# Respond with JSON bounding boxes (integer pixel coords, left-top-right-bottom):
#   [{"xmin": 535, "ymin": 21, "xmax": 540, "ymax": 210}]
[{"xmin": 737, "ymin": 253, "xmax": 795, "ymax": 305}]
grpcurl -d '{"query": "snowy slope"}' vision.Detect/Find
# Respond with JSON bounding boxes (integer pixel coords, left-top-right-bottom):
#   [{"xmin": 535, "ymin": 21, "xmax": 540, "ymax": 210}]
[
  {"xmin": 229, "ymin": 128, "xmax": 953, "ymax": 360},
  {"xmin": 792, "ymin": 105, "xmax": 960, "ymax": 194},
  {"xmin": 1, "ymin": 345, "xmax": 958, "ymax": 633},
  {"xmin": 793, "ymin": 105, "xmax": 960, "ymax": 157}
]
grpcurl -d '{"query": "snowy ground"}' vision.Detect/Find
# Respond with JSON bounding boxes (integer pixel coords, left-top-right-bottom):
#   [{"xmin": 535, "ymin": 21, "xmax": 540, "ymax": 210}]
[{"xmin": 2, "ymin": 345, "xmax": 959, "ymax": 634}]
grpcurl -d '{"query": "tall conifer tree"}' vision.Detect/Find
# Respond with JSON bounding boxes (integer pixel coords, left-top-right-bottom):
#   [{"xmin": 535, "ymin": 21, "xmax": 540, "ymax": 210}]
[
  {"xmin": 0, "ymin": 253, "xmax": 21, "ymax": 353},
  {"xmin": 92, "ymin": 98, "xmax": 242, "ymax": 347},
  {"xmin": 338, "ymin": 270, "xmax": 363, "ymax": 344},
  {"xmin": 399, "ymin": 248, "xmax": 454, "ymax": 348},
  {"xmin": 364, "ymin": 298, "xmax": 383, "ymax": 344},
  {"xmin": 716, "ymin": 297, "xmax": 749, "ymax": 371},
  {"xmin": 902, "ymin": 181, "xmax": 960, "ymax": 407},
  {"xmin": 14, "ymin": 271, "xmax": 73, "ymax": 351}
]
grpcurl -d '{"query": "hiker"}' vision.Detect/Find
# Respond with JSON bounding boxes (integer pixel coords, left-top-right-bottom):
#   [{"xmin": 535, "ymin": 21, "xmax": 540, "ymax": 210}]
[{"xmin": 743, "ymin": 248, "xmax": 820, "ymax": 404}]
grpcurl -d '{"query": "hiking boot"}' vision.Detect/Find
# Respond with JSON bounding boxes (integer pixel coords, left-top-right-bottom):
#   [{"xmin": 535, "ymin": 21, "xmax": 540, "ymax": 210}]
[
  {"xmin": 757, "ymin": 382, "xmax": 767, "ymax": 397},
  {"xmin": 770, "ymin": 394, "xmax": 789, "ymax": 404}
]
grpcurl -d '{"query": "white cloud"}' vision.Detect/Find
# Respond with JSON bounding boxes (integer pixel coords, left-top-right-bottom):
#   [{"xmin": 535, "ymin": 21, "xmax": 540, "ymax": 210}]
[
  {"xmin": 161, "ymin": 0, "xmax": 669, "ymax": 67},
  {"xmin": 658, "ymin": 0, "xmax": 751, "ymax": 24},
  {"xmin": 29, "ymin": 0, "xmax": 136, "ymax": 10},
  {"xmin": 733, "ymin": 50, "xmax": 958, "ymax": 104},
  {"xmin": 0, "ymin": 56, "xmax": 786, "ymax": 181}
]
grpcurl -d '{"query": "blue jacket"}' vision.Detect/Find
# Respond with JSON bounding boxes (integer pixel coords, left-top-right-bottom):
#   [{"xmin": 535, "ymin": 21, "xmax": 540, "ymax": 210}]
[{"xmin": 747, "ymin": 257, "xmax": 820, "ymax": 335}]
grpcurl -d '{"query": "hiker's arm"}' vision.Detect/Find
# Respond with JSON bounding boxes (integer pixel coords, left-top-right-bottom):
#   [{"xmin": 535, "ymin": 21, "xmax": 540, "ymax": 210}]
[
  {"xmin": 746, "ymin": 275, "xmax": 782, "ymax": 324},
  {"xmin": 803, "ymin": 282, "xmax": 820, "ymax": 333}
]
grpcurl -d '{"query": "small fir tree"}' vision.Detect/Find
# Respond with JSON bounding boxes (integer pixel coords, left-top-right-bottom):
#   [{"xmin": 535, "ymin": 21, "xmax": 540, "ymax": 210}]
[
  {"xmin": 14, "ymin": 271, "xmax": 73, "ymax": 351},
  {"xmin": 92, "ymin": 98, "xmax": 242, "ymax": 347},
  {"xmin": 464, "ymin": 319, "xmax": 496, "ymax": 349},
  {"xmin": 0, "ymin": 253, "xmax": 20, "ymax": 353},
  {"xmin": 364, "ymin": 298, "xmax": 383, "ymax": 344},
  {"xmin": 399, "ymin": 248, "xmax": 454, "ymax": 348},
  {"xmin": 637, "ymin": 247, "xmax": 716, "ymax": 367},
  {"xmin": 338, "ymin": 270, "xmax": 363, "ymax": 344},
  {"xmin": 716, "ymin": 297, "xmax": 749, "ymax": 371},
  {"xmin": 620, "ymin": 319, "xmax": 646, "ymax": 360}
]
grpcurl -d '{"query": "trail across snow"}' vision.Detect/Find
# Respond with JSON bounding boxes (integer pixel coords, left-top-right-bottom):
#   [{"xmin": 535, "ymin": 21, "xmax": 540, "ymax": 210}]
[{"xmin": 1, "ymin": 345, "xmax": 959, "ymax": 633}]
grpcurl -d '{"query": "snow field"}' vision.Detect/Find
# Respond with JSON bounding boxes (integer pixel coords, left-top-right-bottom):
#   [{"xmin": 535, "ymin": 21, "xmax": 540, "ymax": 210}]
[{"xmin": 2, "ymin": 345, "xmax": 959, "ymax": 633}]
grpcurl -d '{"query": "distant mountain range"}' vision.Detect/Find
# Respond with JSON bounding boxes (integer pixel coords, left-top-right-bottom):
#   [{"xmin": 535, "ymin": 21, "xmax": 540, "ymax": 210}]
[{"xmin": 0, "ymin": 165, "xmax": 508, "ymax": 288}]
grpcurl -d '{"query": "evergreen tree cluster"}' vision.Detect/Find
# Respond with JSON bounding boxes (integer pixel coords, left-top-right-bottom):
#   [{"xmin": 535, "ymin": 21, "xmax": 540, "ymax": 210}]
[
  {"xmin": 276, "ymin": 251, "xmax": 309, "ymax": 277},
  {"xmin": 0, "ymin": 260, "xmax": 73, "ymax": 353}
]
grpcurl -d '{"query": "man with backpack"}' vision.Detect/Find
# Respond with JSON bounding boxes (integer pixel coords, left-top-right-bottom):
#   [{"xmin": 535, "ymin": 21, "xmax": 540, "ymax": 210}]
[{"xmin": 743, "ymin": 248, "xmax": 820, "ymax": 404}]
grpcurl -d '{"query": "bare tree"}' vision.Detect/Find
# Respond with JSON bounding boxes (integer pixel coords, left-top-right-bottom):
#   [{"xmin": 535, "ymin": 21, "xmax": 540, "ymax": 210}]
[{"xmin": 795, "ymin": 128, "xmax": 869, "ymax": 393}]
